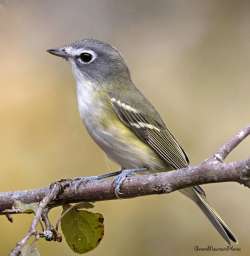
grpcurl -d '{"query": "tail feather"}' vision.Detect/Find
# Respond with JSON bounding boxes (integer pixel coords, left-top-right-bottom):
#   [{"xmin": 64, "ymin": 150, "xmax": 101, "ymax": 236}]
[
  {"xmin": 182, "ymin": 187, "xmax": 237, "ymax": 244},
  {"xmin": 195, "ymin": 190, "xmax": 237, "ymax": 244}
]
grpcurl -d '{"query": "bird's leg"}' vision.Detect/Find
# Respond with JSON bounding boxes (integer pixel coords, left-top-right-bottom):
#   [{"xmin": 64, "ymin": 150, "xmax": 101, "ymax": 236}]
[
  {"xmin": 73, "ymin": 168, "xmax": 146, "ymax": 196},
  {"xmin": 113, "ymin": 168, "xmax": 147, "ymax": 198},
  {"xmin": 73, "ymin": 170, "xmax": 122, "ymax": 191}
]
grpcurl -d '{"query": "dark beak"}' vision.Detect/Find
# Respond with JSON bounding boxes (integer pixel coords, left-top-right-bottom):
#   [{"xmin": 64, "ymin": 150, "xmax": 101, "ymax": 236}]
[{"xmin": 47, "ymin": 48, "xmax": 68, "ymax": 59}]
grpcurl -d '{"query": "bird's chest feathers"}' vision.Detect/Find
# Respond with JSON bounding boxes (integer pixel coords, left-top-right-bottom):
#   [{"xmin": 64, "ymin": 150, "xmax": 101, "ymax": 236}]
[
  {"xmin": 76, "ymin": 81, "xmax": 105, "ymax": 127},
  {"xmin": 76, "ymin": 81, "xmax": 125, "ymax": 149}
]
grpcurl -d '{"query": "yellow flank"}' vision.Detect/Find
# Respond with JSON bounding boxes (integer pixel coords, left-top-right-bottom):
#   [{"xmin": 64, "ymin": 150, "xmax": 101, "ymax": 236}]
[{"xmin": 95, "ymin": 92, "xmax": 166, "ymax": 170}]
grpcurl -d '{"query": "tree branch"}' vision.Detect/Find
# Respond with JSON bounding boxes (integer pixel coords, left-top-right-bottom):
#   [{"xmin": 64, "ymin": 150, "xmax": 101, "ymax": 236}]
[{"xmin": 1, "ymin": 124, "xmax": 250, "ymax": 255}]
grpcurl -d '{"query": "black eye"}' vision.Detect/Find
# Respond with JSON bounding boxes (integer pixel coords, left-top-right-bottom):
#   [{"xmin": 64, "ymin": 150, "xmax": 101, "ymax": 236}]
[{"xmin": 79, "ymin": 52, "xmax": 93, "ymax": 63}]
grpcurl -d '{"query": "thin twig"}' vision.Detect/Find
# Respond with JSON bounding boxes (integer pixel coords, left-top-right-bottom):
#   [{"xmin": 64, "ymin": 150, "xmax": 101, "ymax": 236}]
[
  {"xmin": 213, "ymin": 125, "xmax": 250, "ymax": 161},
  {"xmin": 9, "ymin": 183, "xmax": 61, "ymax": 256}
]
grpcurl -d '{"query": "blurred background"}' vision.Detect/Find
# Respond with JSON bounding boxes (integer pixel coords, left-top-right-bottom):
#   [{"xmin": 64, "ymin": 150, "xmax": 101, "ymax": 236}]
[{"xmin": 0, "ymin": 0, "xmax": 249, "ymax": 255}]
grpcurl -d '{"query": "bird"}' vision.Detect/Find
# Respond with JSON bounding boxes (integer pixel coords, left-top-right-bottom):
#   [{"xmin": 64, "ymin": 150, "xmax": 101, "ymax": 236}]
[{"xmin": 47, "ymin": 39, "xmax": 237, "ymax": 244}]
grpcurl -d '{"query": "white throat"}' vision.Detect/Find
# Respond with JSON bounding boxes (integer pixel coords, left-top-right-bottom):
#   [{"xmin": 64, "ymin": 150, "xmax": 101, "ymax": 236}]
[{"xmin": 70, "ymin": 61, "xmax": 101, "ymax": 121}]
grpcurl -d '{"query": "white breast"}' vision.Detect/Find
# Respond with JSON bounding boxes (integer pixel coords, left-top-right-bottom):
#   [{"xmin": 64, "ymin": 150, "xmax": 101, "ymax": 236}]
[{"xmin": 76, "ymin": 80, "xmax": 98, "ymax": 118}]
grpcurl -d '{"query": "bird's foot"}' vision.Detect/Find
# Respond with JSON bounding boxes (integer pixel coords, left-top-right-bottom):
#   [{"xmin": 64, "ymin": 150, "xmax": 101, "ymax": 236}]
[{"xmin": 113, "ymin": 168, "xmax": 146, "ymax": 198}]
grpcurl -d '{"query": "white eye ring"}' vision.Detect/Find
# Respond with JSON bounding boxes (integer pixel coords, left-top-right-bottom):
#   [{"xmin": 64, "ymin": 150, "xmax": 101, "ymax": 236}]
[{"xmin": 78, "ymin": 50, "xmax": 97, "ymax": 64}]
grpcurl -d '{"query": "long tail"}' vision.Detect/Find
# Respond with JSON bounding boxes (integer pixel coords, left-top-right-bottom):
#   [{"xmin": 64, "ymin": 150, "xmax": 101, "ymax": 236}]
[{"xmin": 181, "ymin": 187, "xmax": 237, "ymax": 244}]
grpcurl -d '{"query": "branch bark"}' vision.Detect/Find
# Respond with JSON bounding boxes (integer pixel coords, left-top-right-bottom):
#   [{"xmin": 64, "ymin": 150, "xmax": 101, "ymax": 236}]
[{"xmin": 1, "ymin": 125, "xmax": 250, "ymax": 255}]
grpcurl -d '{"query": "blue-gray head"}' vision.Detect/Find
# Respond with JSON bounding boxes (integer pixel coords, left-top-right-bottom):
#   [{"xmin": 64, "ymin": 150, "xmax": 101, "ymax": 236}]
[{"xmin": 47, "ymin": 39, "xmax": 131, "ymax": 84}]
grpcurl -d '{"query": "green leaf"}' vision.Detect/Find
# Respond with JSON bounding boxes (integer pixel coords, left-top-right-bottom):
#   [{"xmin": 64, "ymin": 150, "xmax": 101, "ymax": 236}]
[
  {"xmin": 61, "ymin": 206, "xmax": 104, "ymax": 254},
  {"xmin": 21, "ymin": 244, "xmax": 40, "ymax": 256}
]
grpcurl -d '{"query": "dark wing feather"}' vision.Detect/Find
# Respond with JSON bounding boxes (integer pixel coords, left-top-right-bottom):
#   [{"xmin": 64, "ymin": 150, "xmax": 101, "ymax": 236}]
[{"xmin": 110, "ymin": 97, "xmax": 189, "ymax": 169}]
